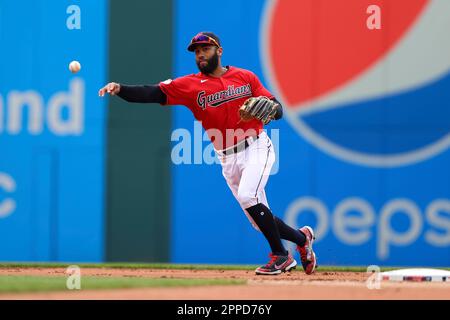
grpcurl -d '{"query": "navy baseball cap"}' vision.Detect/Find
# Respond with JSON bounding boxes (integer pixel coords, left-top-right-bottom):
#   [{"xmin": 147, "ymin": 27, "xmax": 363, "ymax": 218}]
[{"xmin": 187, "ymin": 32, "xmax": 221, "ymax": 52}]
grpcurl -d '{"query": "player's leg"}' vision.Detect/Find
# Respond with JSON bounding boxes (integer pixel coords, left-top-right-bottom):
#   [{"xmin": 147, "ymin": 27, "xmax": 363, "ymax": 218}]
[
  {"xmin": 257, "ymin": 178, "xmax": 317, "ymax": 274},
  {"xmin": 273, "ymin": 215, "xmax": 317, "ymax": 274},
  {"xmin": 247, "ymin": 137, "xmax": 317, "ymax": 275},
  {"xmin": 257, "ymin": 189, "xmax": 316, "ymax": 274},
  {"xmin": 238, "ymin": 135, "xmax": 285, "ymax": 255},
  {"xmin": 236, "ymin": 132, "xmax": 296, "ymax": 275},
  {"xmin": 219, "ymin": 151, "xmax": 263, "ymax": 231},
  {"xmin": 257, "ymin": 189, "xmax": 306, "ymax": 248}
]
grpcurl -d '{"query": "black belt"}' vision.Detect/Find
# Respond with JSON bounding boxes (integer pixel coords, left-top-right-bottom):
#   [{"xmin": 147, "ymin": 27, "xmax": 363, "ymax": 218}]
[{"xmin": 221, "ymin": 135, "xmax": 260, "ymax": 156}]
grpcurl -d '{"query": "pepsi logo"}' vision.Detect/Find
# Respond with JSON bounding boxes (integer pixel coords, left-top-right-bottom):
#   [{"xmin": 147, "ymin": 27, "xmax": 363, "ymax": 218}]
[{"xmin": 261, "ymin": 0, "xmax": 450, "ymax": 167}]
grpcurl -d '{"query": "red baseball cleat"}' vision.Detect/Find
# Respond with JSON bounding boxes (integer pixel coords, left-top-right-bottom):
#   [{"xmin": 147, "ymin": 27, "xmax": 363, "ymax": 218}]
[{"xmin": 297, "ymin": 226, "xmax": 317, "ymax": 275}]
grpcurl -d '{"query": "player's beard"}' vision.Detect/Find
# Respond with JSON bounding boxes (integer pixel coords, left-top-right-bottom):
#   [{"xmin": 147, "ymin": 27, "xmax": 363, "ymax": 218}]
[{"xmin": 196, "ymin": 51, "xmax": 219, "ymax": 75}]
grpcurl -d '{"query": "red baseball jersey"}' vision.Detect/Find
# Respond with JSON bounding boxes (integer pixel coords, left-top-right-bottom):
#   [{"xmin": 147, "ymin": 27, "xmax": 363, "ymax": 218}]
[{"xmin": 159, "ymin": 66, "xmax": 274, "ymax": 150}]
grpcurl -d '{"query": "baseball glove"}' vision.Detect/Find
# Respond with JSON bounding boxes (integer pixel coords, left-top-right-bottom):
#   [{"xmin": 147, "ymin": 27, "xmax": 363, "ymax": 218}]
[{"xmin": 239, "ymin": 96, "xmax": 279, "ymax": 125}]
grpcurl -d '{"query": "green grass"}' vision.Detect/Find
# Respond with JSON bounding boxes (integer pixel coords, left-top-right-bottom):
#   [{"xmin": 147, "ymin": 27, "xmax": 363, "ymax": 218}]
[
  {"xmin": 0, "ymin": 262, "xmax": 257, "ymax": 271},
  {"xmin": 0, "ymin": 275, "xmax": 245, "ymax": 293},
  {"xmin": 1, "ymin": 262, "xmax": 448, "ymax": 273}
]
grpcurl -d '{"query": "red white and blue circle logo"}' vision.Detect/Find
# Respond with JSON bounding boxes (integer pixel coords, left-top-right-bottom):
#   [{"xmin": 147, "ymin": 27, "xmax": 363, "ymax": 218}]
[{"xmin": 261, "ymin": 0, "xmax": 450, "ymax": 167}]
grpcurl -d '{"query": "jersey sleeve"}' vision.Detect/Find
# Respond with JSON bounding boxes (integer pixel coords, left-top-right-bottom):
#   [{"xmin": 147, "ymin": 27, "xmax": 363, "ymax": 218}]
[
  {"xmin": 158, "ymin": 76, "xmax": 192, "ymax": 106},
  {"xmin": 249, "ymin": 71, "xmax": 274, "ymax": 98}
]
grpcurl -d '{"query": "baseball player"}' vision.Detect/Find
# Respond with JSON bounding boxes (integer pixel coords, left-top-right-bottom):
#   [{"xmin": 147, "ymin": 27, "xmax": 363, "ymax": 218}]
[{"xmin": 99, "ymin": 32, "xmax": 317, "ymax": 275}]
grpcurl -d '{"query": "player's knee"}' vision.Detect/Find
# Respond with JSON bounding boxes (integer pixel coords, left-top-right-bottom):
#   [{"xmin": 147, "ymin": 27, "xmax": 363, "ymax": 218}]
[{"xmin": 237, "ymin": 190, "xmax": 258, "ymax": 208}]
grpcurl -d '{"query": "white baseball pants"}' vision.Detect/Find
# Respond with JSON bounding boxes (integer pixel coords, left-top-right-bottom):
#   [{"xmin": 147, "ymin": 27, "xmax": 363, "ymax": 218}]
[{"xmin": 216, "ymin": 131, "xmax": 275, "ymax": 231}]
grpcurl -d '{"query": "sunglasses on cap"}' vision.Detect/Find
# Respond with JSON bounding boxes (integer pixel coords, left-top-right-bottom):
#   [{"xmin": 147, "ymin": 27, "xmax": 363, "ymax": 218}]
[{"xmin": 188, "ymin": 34, "xmax": 220, "ymax": 51}]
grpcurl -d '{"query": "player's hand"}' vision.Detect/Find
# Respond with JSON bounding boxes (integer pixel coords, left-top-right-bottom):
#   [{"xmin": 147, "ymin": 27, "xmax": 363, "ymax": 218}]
[{"xmin": 99, "ymin": 82, "xmax": 121, "ymax": 97}]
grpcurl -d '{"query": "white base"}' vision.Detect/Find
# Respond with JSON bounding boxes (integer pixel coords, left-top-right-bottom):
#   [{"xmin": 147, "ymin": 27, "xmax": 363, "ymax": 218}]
[{"xmin": 381, "ymin": 268, "xmax": 450, "ymax": 282}]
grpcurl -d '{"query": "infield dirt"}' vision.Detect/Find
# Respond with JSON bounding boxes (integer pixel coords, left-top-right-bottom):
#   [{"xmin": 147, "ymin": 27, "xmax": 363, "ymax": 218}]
[{"xmin": 0, "ymin": 267, "xmax": 448, "ymax": 300}]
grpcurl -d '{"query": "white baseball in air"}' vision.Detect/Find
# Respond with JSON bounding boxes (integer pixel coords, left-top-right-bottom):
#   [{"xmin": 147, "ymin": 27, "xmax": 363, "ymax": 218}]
[{"xmin": 69, "ymin": 60, "xmax": 81, "ymax": 73}]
